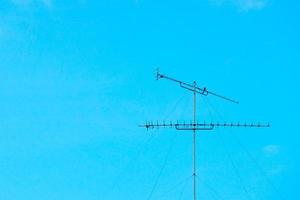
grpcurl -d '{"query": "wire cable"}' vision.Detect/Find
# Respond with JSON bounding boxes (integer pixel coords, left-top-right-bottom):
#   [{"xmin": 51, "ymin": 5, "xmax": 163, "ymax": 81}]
[
  {"xmin": 103, "ymin": 131, "xmax": 158, "ymax": 199},
  {"xmin": 146, "ymin": 133, "xmax": 178, "ymax": 200},
  {"xmin": 163, "ymin": 92, "xmax": 188, "ymax": 121},
  {"xmin": 196, "ymin": 175, "xmax": 221, "ymax": 200},
  {"xmin": 156, "ymin": 175, "xmax": 191, "ymax": 200},
  {"xmin": 218, "ymin": 129, "xmax": 252, "ymax": 200},
  {"xmin": 178, "ymin": 176, "xmax": 191, "ymax": 200},
  {"xmin": 205, "ymin": 98, "xmax": 286, "ymax": 200},
  {"xmin": 204, "ymin": 99, "xmax": 252, "ymax": 200}
]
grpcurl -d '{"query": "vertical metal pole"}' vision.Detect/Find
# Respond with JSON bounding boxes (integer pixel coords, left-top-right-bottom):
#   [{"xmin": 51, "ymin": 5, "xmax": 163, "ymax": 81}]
[{"xmin": 193, "ymin": 81, "xmax": 197, "ymax": 200}]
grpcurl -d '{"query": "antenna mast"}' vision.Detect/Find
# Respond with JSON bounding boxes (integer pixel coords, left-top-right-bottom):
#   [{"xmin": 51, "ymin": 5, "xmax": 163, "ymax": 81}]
[
  {"xmin": 193, "ymin": 80, "xmax": 197, "ymax": 200},
  {"xmin": 140, "ymin": 71, "xmax": 270, "ymax": 200}
]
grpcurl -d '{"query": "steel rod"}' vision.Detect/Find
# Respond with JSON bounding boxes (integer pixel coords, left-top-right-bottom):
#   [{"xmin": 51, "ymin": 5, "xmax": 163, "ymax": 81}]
[{"xmin": 193, "ymin": 81, "xmax": 197, "ymax": 200}]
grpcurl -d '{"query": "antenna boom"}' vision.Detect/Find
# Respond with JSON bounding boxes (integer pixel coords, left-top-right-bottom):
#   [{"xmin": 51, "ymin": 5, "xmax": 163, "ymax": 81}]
[{"xmin": 157, "ymin": 72, "xmax": 239, "ymax": 104}]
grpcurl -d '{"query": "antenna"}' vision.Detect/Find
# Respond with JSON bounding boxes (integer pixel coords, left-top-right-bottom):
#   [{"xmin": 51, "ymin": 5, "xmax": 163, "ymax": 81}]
[
  {"xmin": 140, "ymin": 71, "xmax": 270, "ymax": 200},
  {"xmin": 156, "ymin": 70, "xmax": 239, "ymax": 104}
]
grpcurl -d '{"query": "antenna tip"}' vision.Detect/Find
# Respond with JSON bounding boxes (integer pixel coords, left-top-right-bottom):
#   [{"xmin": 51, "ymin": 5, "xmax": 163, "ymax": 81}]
[{"xmin": 155, "ymin": 68, "xmax": 164, "ymax": 80}]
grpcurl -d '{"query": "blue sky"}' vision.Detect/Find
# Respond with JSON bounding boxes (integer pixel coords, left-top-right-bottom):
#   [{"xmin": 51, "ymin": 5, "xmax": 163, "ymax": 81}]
[{"xmin": 0, "ymin": 0, "xmax": 299, "ymax": 199}]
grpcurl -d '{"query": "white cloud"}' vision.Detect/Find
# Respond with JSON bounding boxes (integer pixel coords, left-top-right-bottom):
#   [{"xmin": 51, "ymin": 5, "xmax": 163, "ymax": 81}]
[
  {"xmin": 0, "ymin": 24, "xmax": 9, "ymax": 39},
  {"xmin": 236, "ymin": 0, "xmax": 266, "ymax": 11},
  {"xmin": 10, "ymin": 0, "xmax": 30, "ymax": 5},
  {"xmin": 10, "ymin": 0, "xmax": 53, "ymax": 8},
  {"xmin": 263, "ymin": 144, "xmax": 280, "ymax": 156},
  {"xmin": 41, "ymin": 0, "xmax": 52, "ymax": 8},
  {"xmin": 267, "ymin": 164, "xmax": 285, "ymax": 176},
  {"xmin": 210, "ymin": 0, "xmax": 267, "ymax": 12}
]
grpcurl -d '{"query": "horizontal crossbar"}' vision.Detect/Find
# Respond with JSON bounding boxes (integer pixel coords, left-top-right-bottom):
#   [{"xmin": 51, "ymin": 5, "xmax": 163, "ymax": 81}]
[{"xmin": 140, "ymin": 121, "xmax": 270, "ymax": 131}]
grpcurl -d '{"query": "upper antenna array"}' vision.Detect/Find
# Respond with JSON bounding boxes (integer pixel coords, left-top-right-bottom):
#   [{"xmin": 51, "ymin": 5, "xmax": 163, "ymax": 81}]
[{"xmin": 157, "ymin": 71, "xmax": 239, "ymax": 104}]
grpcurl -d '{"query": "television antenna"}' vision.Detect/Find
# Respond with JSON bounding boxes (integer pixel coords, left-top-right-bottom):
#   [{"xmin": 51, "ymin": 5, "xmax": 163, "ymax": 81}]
[{"xmin": 139, "ymin": 70, "xmax": 270, "ymax": 200}]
